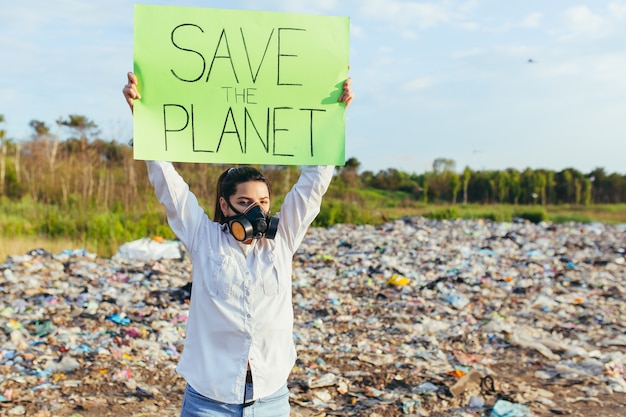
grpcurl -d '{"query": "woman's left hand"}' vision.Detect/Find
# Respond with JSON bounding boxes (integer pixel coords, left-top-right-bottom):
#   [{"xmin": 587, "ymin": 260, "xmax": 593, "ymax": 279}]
[{"xmin": 122, "ymin": 72, "xmax": 141, "ymax": 114}]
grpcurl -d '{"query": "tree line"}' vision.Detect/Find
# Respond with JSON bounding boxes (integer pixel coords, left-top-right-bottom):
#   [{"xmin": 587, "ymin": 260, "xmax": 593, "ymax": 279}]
[
  {"xmin": 340, "ymin": 158, "xmax": 625, "ymax": 206},
  {"xmin": 1, "ymin": 114, "xmax": 625, "ymax": 210}
]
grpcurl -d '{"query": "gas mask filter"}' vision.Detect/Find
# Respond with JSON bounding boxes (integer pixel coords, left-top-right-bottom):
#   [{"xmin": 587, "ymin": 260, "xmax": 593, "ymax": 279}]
[{"xmin": 226, "ymin": 202, "xmax": 279, "ymax": 241}]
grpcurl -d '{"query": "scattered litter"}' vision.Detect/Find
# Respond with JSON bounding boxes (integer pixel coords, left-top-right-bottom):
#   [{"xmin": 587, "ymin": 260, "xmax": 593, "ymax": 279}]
[
  {"xmin": 490, "ymin": 399, "xmax": 533, "ymax": 417},
  {"xmin": 1, "ymin": 218, "xmax": 625, "ymax": 416},
  {"xmin": 113, "ymin": 237, "xmax": 184, "ymax": 262}
]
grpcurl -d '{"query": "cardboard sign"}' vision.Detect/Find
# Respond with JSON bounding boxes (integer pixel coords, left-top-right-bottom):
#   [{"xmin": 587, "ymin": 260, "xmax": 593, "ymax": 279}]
[{"xmin": 133, "ymin": 5, "xmax": 350, "ymax": 165}]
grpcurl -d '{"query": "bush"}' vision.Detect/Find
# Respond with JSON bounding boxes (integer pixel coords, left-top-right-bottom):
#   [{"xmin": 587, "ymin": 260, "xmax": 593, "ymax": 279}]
[
  {"xmin": 550, "ymin": 214, "xmax": 592, "ymax": 224},
  {"xmin": 514, "ymin": 208, "xmax": 548, "ymax": 223},
  {"xmin": 480, "ymin": 212, "xmax": 498, "ymax": 222},
  {"xmin": 460, "ymin": 208, "xmax": 513, "ymax": 223},
  {"xmin": 0, "ymin": 215, "xmax": 34, "ymax": 236},
  {"xmin": 38, "ymin": 209, "xmax": 75, "ymax": 237},
  {"xmin": 425, "ymin": 207, "xmax": 459, "ymax": 221},
  {"xmin": 314, "ymin": 200, "xmax": 377, "ymax": 227}
]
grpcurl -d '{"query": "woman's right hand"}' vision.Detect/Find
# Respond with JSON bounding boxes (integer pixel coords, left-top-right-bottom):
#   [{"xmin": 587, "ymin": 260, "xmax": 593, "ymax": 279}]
[{"xmin": 122, "ymin": 72, "xmax": 141, "ymax": 114}]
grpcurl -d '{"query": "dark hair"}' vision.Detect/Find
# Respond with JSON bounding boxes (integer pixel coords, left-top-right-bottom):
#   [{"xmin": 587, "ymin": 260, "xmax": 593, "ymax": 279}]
[{"xmin": 214, "ymin": 166, "xmax": 271, "ymax": 223}]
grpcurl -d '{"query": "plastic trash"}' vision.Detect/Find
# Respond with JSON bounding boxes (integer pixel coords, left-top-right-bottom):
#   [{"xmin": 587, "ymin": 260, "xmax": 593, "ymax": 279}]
[
  {"xmin": 107, "ymin": 313, "xmax": 131, "ymax": 325},
  {"xmin": 450, "ymin": 369, "xmax": 483, "ymax": 398},
  {"xmin": 1, "ymin": 217, "xmax": 625, "ymax": 415},
  {"xmin": 308, "ymin": 372, "xmax": 337, "ymax": 388},
  {"xmin": 490, "ymin": 399, "xmax": 533, "ymax": 417},
  {"xmin": 445, "ymin": 292, "xmax": 470, "ymax": 309},
  {"xmin": 414, "ymin": 382, "xmax": 439, "ymax": 394},
  {"xmin": 387, "ymin": 274, "xmax": 409, "ymax": 286},
  {"xmin": 113, "ymin": 237, "xmax": 183, "ymax": 261},
  {"xmin": 468, "ymin": 395, "xmax": 485, "ymax": 409}
]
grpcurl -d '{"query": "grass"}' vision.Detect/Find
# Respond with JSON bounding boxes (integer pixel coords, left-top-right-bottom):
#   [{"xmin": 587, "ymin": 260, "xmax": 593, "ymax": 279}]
[
  {"xmin": 379, "ymin": 203, "xmax": 626, "ymax": 224},
  {"xmin": 0, "ymin": 236, "xmax": 97, "ymax": 261},
  {"xmin": 0, "ymin": 199, "xmax": 175, "ymax": 261},
  {"xmin": 2, "ymin": 201, "xmax": 624, "ymax": 262}
]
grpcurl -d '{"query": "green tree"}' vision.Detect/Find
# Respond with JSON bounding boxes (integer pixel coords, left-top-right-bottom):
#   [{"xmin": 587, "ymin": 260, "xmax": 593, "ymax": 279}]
[
  {"xmin": 59, "ymin": 115, "xmax": 100, "ymax": 149},
  {"xmin": 582, "ymin": 176, "xmax": 592, "ymax": 205},
  {"xmin": 461, "ymin": 166, "xmax": 471, "ymax": 204},
  {"xmin": 589, "ymin": 168, "xmax": 607, "ymax": 203},
  {"xmin": 554, "ymin": 168, "xmax": 584, "ymax": 204},
  {"xmin": 58, "ymin": 115, "xmax": 101, "ymax": 202},
  {"xmin": 470, "ymin": 170, "xmax": 494, "ymax": 203},
  {"xmin": 0, "ymin": 114, "xmax": 7, "ymax": 195},
  {"xmin": 546, "ymin": 170, "xmax": 556, "ymax": 205},
  {"xmin": 488, "ymin": 175, "xmax": 496, "ymax": 205},
  {"xmin": 432, "ymin": 157, "xmax": 456, "ymax": 174},
  {"xmin": 429, "ymin": 158, "xmax": 456, "ymax": 202},
  {"xmin": 27, "ymin": 120, "xmax": 64, "ymax": 201},
  {"xmin": 520, "ymin": 168, "xmax": 535, "ymax": 204},
  {"xmin": 606, "ymin": 173, "xmax": 625, "ymax": 204},
  {"xmin": 371, "ymin": 168, "xmax": 406, "ymax": 191},
  {"xmin": 534, "ymin": 171, "xmax": 547, "ymax": 206},
  {"xmin": 340, "ymin": 156, "xmax": 361, "ymax": 187},
  {"xmin": 496, "ymin": 170, "xmax": 510, "ymax": 203},
  {"xmin": 508, "ymin": 169, "xmax": 521, "ymax": 205},
  {"xmin": 574, "ymin": 177, "xmax": 582, "ymax": 204},
  {"xmin": 359, "ymin": 170, "xmax": 374, "ymax": 187},
  {"xmin": 560, "ymin": 169, "xmax": 574, "ymax": 203},
  {"xmin": 450, "ymin": 173, "xmax": 461, "ymax": 204}
]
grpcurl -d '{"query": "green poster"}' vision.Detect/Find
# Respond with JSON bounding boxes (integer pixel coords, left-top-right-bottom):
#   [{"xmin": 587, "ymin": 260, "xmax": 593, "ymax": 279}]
[{"xmin": 133, "ymin": 5, "xmax": 350, "ymax": 166}]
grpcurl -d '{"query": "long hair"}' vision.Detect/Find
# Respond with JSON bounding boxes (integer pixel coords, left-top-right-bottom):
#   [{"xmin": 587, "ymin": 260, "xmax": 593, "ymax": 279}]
[{"xmin": 213, "ymin": 166, "xmax": 271, "ymax": 224}]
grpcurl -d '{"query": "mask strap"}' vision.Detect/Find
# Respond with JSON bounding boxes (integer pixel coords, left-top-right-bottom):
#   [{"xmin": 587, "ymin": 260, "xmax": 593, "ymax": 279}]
[
  {"xmin": 225, "ymin": 199, "xmax": 260, "ymax": 217},
  {"xmin": 225, "ymin": 198, "xmax": 242, "ymax": 217}
]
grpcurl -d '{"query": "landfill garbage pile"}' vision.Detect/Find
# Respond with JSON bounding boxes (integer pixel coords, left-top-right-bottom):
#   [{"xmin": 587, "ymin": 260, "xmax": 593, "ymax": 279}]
[{"xmin": 1, "ymin": 218, "xmax": 625, "ymax": 417}]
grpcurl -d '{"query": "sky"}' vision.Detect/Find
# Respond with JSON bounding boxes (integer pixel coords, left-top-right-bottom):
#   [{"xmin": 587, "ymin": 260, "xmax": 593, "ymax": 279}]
[{"xmin": 1, "ymin": 0, "xmax": 625, "ymax": 175}]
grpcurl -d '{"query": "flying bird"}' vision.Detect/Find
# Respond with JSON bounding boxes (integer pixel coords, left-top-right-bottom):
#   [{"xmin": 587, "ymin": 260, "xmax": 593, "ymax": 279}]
[{"xmin": 528, "ymin": 58, "xmax": 535, "ymax": 63}]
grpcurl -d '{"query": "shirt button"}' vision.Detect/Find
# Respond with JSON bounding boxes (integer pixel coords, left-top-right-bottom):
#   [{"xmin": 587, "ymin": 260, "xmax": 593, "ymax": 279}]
[
  {"xmin": 247, "ymin": 313, "xmax": 251, "ymax": 318},
  {"xmin": 246, "ymin": 291, "xmax": 251, "ymax": 296}
]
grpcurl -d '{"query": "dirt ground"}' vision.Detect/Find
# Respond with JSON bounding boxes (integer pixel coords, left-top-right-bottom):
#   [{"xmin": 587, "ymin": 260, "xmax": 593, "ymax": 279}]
[
  {"xmin": 2, "ymin": 219, "xmax": 625, "ymax": 417},
  {"xmin": 2, "ymin": 345, "xmax": 624, "ymax": 417}
]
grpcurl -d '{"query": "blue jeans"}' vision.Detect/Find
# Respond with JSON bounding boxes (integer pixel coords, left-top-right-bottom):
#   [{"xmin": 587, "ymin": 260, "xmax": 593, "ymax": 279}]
[{"xmin": 180, "ymin": 383, "xmax": 290, "ymax": 417}]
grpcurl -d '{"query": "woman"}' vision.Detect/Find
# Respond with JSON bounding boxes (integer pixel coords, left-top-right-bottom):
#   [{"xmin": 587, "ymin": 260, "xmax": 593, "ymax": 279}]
[{"xmin": 122, "ymin": 72, "xmax": 353, "ymax": 416}]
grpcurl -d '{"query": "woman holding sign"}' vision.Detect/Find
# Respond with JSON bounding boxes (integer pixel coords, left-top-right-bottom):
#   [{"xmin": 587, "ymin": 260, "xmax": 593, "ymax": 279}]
[{"xmin": 123, "ymin": 72, "xmax": 352, "ymax": 416}]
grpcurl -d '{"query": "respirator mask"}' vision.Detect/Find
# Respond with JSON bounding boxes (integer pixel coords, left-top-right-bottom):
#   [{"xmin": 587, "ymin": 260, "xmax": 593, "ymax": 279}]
[{"xmin": 225, "ymin": 201, "xmax": 279, "ymax": 241}]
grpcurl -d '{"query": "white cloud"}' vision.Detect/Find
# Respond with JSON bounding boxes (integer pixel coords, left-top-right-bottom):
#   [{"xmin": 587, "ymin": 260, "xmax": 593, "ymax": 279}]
[
  {"xmin": 608, "ymin": 1, "xmax": 626, "ymax": 19},
  {"xmin": 458, "ymin": 21, "xmax": 479, "ymax": 31},
  {"xmin": 0, "ymin": 88, "xmax": 18, "ymax": 102},
  {"xmin": 540, "ymin": 61, "xmax": 581, "ymax": 78},
  {"xmin": 277, "ymin": 0, "xmax": 340, "ymax": 14},
  {"xmin": 404, "ymin": 76, "xmax": 434, "ymax": 91},
  {"xmin": 3, "ymin": 0, "xmax": 128, "ymax": 31},
  {"xmin": 401, "ymin": 30, "xmax": 419, "ymax": 40},
  {"xmin": 351, "ymin": 24, "xmax": 365, "ymax": 39},
  {"xmin": 563, "ymin": 6, "xmax": 609, "ymax": 37},
  {"xmin": 450, "ymin": 47, "xmax": 487, "ymax": 59},
  {"xmin": 494, "ymin": 45, "xmax": 536, "ymax": 60},
  {"xmin": 457, "ymin": 0, "xmax": 481, "ymax": 15},
  {"xmin": 0, "ymin": 4, "xmax": 44, "ymax": 33},
  {"xmin": 588, "ymin": 53, "xmax": 626, "ymax": 87},
  {"xmin": 309, "ymin": 0, "xmax": 339, "ymax": 12},
  {"xmin": 359, "ymin": 0, "xmax": 451, "ymax": 29},
  {"xmin": 534, "ymin": 52, "xmax": 626, "ymax": 88},
  {"xmin": 521, "ymin": 12, "xmax": 543, "ymax": 28}
]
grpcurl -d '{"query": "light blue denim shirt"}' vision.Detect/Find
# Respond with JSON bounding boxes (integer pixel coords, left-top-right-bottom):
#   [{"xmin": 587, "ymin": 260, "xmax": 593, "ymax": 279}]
[{"xmin": 146, "ymin": 161, "xmax": 334, "ymax": 404}]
